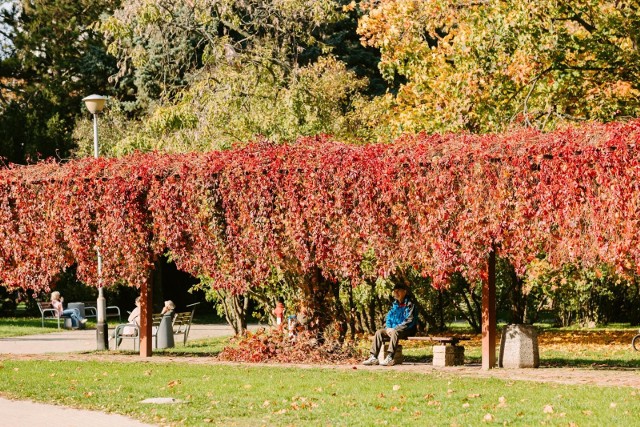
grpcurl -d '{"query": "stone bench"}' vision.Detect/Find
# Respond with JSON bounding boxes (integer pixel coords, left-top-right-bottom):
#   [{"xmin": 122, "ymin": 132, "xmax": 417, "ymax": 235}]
[{"xmin": 377, "ymin": 335, "xmax": 469, "ymax": 366}]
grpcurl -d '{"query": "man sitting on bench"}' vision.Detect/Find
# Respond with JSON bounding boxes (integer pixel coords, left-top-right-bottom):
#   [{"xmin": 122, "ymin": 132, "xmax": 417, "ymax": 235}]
[{"xmin": 363, "ymin": 283, "xmax": 417, "ymax": 366}]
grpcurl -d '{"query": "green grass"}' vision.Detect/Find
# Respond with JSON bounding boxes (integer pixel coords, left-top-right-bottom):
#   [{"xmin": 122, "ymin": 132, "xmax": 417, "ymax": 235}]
[
  {"xmin": 2, "ymin": 320, "xmax": 640, "ymax": 424},
  {"xmin": 119, "ymin": 336, "xmax": 231, "ymax": 357},
  {"xmin": 0, "ymin": 317, "xmax": 64, "ymax": 338},
  {"xmin": 0, "ymin": 359, "xmax": 638, "ymax": 426}
]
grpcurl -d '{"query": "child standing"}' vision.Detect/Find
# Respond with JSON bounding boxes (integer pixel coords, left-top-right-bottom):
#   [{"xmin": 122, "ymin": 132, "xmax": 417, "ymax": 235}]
[{"xmin": 272, "ymin": 297, "xmax": 285, "ymax": 329}]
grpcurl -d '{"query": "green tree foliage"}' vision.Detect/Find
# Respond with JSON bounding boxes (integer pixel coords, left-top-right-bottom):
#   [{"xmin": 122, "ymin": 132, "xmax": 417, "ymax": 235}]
[
  {"xmin": 0, "ymin": 0, "xmax": 120, "ymax": 163},
  {"xmin": 80, "ymin": 0, "xmax": 372, "ymax": 155}
]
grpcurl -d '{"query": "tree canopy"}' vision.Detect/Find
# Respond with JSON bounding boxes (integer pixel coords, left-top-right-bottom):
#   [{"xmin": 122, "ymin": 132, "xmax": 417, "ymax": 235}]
[{"xmin": 357, "ymin": 0, "xmax": 640, "ymax": 139}]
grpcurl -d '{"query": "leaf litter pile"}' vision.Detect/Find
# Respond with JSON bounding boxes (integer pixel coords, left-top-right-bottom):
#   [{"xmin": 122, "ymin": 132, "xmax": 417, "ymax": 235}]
[{"xmin": 218, "ymin": 328, "xmax": 363, "ymax": 364}]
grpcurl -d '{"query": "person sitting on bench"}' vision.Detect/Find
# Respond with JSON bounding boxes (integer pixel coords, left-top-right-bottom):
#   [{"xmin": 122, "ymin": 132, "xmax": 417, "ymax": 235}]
[
  {"xmin": 51, "ymin": 291, "xmax": 87, "ymax": 328},
  {"xmin": 362, "ymin": 283, "xmax": 417, "ymax": 366}
]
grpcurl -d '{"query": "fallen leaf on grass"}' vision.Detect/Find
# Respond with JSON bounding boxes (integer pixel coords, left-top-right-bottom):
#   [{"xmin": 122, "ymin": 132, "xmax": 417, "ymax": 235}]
[
  {"xmin": 610, "ymin": 402, "xmax": 617, "ymax": 408},
  {"xmin": 274, "ymin": 409, "xmax": 287, "ymax": 415},
  {"xmin": 543, "ymin": 405, "xmax": 554, "ymax": 414},
  {"xmin": 167, "ymin": 380, "xmax": 181, "ymax": 388},
  {"xmin": 392, "ymin": 385, "xmax": 401, "ymax": 391},
  {"xmin": 462, "ymin": 403, "xmax": 470, "ymax": 408},
  {"xmin": 483, "ymin": 413, "xmax": 494, "ymax": 422},
  {"xmin": 262, "ymin": 400, "xmax": 270, "ymax": 407},
  {"xmin": 468, "ymin": 393, "xmax": 480, "ymax": 398},
  {"xmin": 390, "ymin": 406, "xmax": 401, "ymax": 412},
  {"xmin": 582, "ymin": 410, "xmax": 592, "ymax": 416},
  {"xmin": 498, "ymin": 396, "xmax": 507, "ymax": 407}
]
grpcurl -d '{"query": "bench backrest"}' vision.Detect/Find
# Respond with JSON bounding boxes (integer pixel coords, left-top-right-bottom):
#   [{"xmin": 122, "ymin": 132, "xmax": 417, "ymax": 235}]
[
  {"xmin": 37, "ymin": 301, "xmax": 55, "ymax": 314},
  {"xmin": 172, "ymin": 311, "xmax": 193, "ymax": 333}
]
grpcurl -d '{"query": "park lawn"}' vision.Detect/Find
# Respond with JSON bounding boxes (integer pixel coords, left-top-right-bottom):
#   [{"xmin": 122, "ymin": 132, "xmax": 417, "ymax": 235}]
[
  {"xmin": 0, "ymin": 317, "xmax": 65, "ymax": 338},
  {"xmin": 0, "ymin": 359, "xmax": 638, "ymax": 426}
]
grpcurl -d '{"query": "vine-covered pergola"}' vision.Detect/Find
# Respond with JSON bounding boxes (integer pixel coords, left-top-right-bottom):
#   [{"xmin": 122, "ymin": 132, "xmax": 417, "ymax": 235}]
[{"xmin": 2, "ymin": 120, "xmax": 640, "ymax": 367}]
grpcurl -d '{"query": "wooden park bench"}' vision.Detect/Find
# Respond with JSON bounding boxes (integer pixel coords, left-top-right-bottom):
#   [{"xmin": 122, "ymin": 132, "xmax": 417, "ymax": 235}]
[{"xmin": 406, "ymin": 336, "xmax": 470, "ymax": 366}]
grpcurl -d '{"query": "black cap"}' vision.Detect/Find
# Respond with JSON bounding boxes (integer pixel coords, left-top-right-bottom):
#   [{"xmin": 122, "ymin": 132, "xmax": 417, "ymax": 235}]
[{"xmin": 392, "ymin": 283, "xmax": 408, "ymax": 291}]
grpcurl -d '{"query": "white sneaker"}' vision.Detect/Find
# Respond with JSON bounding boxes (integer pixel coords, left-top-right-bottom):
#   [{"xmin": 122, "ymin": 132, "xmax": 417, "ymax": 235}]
[
  {"xmin": 362, "ymin": 355, "xmax": 379, "ymax": 366},
  {"xmin": 380, "ymin": 354, "xmax": 395, "ymax": 366},
  {"xmin": 80, "ymin": 318, "xmax": 88, "ymax": 324}
]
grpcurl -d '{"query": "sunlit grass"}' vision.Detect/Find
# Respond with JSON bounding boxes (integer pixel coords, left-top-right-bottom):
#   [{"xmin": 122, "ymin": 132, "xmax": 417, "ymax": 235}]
[
  {"xmin": 0, "ymin": 317, "xmax": 63, "ymax": 338},
  {"xmin": 1, "ymin": 359, "xmax": 638, "ymax": 426}
]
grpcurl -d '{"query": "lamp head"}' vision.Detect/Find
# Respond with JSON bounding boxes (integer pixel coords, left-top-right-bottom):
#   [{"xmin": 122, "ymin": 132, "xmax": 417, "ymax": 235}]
[{"xmin": 82, "ymin": 94, "xmax": 107, "ymax": 114}]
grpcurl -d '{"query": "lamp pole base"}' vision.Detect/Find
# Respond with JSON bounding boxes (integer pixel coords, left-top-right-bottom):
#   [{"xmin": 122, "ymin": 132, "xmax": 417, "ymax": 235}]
[{"xmin": 96, "ymin": 321, "xmax": 109, "ymax": 350}]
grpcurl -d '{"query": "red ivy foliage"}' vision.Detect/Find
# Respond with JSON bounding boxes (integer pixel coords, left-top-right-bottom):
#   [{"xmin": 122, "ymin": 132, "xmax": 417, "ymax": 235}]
[{"xmin": 1, "ymin": 120, "xmax": 640, "ymax": 292}]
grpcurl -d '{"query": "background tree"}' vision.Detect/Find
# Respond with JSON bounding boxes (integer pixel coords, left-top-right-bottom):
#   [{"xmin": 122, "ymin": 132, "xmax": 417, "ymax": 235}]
[
  {"xmin": 74, "ymin": 0, "xmax": 377, "ymax": 155},
  {"xmin": 356, "ymin": 0, "xmax": 640, "ymax": 140},
  {"xmin": 0, "ymin": 0, "xmax": 121, "ymax": 163}
]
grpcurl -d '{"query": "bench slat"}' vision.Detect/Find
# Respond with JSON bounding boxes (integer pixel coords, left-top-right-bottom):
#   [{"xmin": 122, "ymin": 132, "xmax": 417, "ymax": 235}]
[{"xmin": 406, "ymin": 336, "xmax": 470, "ymax": 345}]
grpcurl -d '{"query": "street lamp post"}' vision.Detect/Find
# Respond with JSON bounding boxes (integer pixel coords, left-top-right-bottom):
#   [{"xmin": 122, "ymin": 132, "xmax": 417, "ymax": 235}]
[{"xmin": 82, "ymin": 94, "xmax": 109, "ymax": 350}]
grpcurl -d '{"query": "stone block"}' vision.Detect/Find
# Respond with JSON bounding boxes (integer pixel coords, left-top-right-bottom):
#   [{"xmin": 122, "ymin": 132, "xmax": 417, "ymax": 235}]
[
  {"xmin": 378, "ymin": 344, "xmax": 403, "ymax": 364},
  {"xmin": 432, "ymin": 345, "xmax": 465, "ymax": 366},
  {"xmin": 499, "ymin": 324, "xmax": 539, "ymax": 368}
]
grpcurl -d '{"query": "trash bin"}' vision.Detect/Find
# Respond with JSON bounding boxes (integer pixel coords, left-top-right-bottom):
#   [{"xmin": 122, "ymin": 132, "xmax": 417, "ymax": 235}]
[
  {"xmin": 68, "ymin": 302, "xmax": 85, "ymax": 319},
  {"xmin": 156, "ymin": 315, "xmax": 175, "ymax": 349}
]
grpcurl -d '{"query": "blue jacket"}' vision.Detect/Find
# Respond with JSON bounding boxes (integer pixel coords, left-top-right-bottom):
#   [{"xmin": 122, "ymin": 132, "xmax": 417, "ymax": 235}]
[{"xmin": 385, "ymin": 297, "xmax": 417, "ymax": 333}]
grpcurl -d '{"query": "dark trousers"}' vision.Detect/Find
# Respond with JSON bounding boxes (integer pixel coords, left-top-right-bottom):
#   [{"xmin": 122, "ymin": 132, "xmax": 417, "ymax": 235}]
[{"xmin": 370, "ymin": 328, "xmax": 412, "ymax": 357}]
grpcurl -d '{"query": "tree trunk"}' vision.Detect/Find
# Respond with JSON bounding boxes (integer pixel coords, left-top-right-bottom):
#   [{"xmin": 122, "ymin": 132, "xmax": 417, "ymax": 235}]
[
  {"xmin": 367, "ymin": 279, "xmax": 377, "ymax": 333},
  {"xmin": 217, "ymin": 290, "xmax": 248, "ymax": 336},
  {"xmin": 508, "ymin": 266, "xmax": 526, "ymax": 324},
  {"xmin": 330, "ymin": 281, "xmax": 348, "ymax": 342},
  {"xmin": 347, "ymin": 285, "xmax": 357, "ymax": 339}
]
